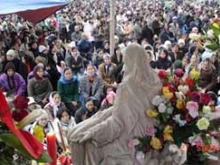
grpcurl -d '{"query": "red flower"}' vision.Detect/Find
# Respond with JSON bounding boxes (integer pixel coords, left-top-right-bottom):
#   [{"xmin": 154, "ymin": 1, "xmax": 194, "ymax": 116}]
[
  {"xmin": 0, "ymin": 89, "xmax": 43, "ymax": 159},
  {"xmin": 13, "ymin": 96, "xmax": 29, "ymax": 109},
  {"xmin": 189, "ymin": 91, "xmax": 200, "ymax": 103},
  {"xmin": 163, "ymin": 82, "xmax": 176, "ymax": 93},
  {"xmin": 185, "ymin": 113, "xmax": 193, "ymax": 122},
  {"xmin": 158, "ymin": 70, "xmax": 168, "ymax": 79},
  {"xmin": 59, "ymin": 155, "xmax": 72, "ymax": 165},
  {"xmin": 200, "ymin": 93, "xmax": 211, "ymax": 105},
  {"xmin": 12, "ymin": 109, "xmax": 29, "ymax": 122},
  {"xmin": 185, "ymin": 77, "xmax": 195, "ymax": 87},
  {"xmin": 174, "ymin": 69, "xmax": 184, "ymax": 78}
]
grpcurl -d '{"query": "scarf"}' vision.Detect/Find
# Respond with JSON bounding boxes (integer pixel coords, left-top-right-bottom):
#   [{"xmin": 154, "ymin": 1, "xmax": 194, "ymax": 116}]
[{"xmin": 59, "ymin": 71, "xmax": 77, "ymax": 84}]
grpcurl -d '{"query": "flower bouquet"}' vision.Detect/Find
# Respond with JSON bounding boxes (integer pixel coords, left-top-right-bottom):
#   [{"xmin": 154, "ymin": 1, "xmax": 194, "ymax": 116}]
[
  {"xmin": 205, "ymin": 23, "xmax": 220, "ymax": 51},
  {"xmin": 131, "ymin": 69, "xmax": 220, "ymax": 164}
]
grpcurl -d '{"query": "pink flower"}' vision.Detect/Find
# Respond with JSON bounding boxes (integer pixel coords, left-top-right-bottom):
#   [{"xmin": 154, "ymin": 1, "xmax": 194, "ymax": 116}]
[
  {"xmin": 146, "ymin": 125, "xmax": 156, "ymax": 136},
  {"xmin": 189, "ymin": 136, "xmax": 204, "ymax": 146},
  {"xmin": 210, "ymin": 132, "xmax": 220, "ymax": 138},
  {"xmin": 186, "ymin": 101, "xmax": 199, "ymax": 118},
  {"xmin": 128, "ymin": 139, "xmax": 139, "ymax": 148}
]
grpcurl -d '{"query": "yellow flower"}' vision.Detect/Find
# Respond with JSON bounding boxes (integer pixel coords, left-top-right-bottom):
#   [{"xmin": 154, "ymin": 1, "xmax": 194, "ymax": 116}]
[
  {"xmin": 196, "ymin": 117, "xmax": 210, "ymax": 131},
  {"xmin": 33, "ymin": 125, "xmax": 45, "ymax": 142},
  {"xmin": 164, "ymin": 133, "xmax": 174, "ymax": 141},
  {"xmin": 163, "ymin": 125, "xmax": 174, "ymax": 141},
  {"xmin": 162, "ymin": 87, "xmax": 174, "ymax": 100},
  {"xmin": 164, "ymin": 125, "xmax": 173, "ymax": 134},
  {"xmin": 213, "ymin": 23, "xmax": 219, "ymax": 29},
  {"xmin": 202, "ymin": 106, "xmax": 211, "ymax": 114},
  {"xmin": 146, "ymin": 109, "xmax": 158, "ymax": 118},
  {"xmin": 189, "ymin": 68, "xmax": 200, "ymax": 80},
  {"xmin": 150, "ymin": 136, "xmax": 162, "ymax": 150},
  {"xmin": 176, "ymin": 100, "xmax": 185, "ymax": 110}
]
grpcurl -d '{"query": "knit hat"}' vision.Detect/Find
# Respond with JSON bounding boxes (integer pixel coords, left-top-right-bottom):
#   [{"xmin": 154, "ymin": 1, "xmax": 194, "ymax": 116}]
[
  {"xmin": 103, "ymin": 53, "xmax": 111, "ymax": 59},
  {"xmin": 6, "ymin": 49, "xmax": 16, "ymax": 58},
  {"xmin": 4, "ymin": 62, "xmax": 16, "ymax": 73},
  {"xmin": 178, "ymin": 39, "xmax": 185, "ymax": 45},
  {"xmin": 38, "ymin": 45, "xmax": 47, "ymax": 53},
  {"xmin": 173, "ymin": 60, "xmax": 182, "ymax": 69}
]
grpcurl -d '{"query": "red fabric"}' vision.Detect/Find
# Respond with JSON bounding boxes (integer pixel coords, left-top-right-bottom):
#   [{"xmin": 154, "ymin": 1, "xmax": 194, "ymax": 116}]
[
  {"xmin": 16, "ymin": 5, "xmax": 66, "ymax": 24},
  {"xmin": 0, "ymin": 89, "xmax": 43, "ymax": 159}
]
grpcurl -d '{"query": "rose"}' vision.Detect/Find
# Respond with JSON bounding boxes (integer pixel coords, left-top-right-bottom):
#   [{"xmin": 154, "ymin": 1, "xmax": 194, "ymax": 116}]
[
  {"xmin": 167, "ymin": 106, "xmax": 174, "ymax": 114},
  {"xmin": 175, "ymin": 92, "xmax": 186, "ymax": 100},
  {"xmin": 178, "ymin": 85, "xmax": 189, "ymax": 95},
  {"xmin": 189, "ymin": 91, "xmax": 200, "ymax": 102},
  {"xmin": 146, "ymin": 109, "xmax": 158, "ymax": 118},
  {"xmin": 210, "ymin": 131, "xmax": 220, "ymax": 138},
  {"xmin": 158, "ymin": 103, "xmax": 166, "ymax": 113},
  {"xmin": 176, "ymin": 100, "xmax": 185, "ymax": 110},
  {"xmin": 174, "ymin": 68, "xmax": 184, "ymax": 78},
  {"xmin": 152, "ymin": 95, "xmax": 164, "ymax": 106},
  {"xmin": 189, "ymin": 136, "xmax": 204, "ymax": 146},
  {"xmin": 150, "ymin": 136, "xmax": 162, "ymax": 150},
  {"xmin": 136, "ymin": 152, "xmax": 145, "ymax": 164},
  {"xmin": 13, "ymin": 96, "xmax": 29, "ymax": 109},
  {"xmin": 158, "ymin": 69, "xmax": 168, "ymax": 79},
  {"xmin": 163, "ymin": 83, "xmax": 176, "ymax": 93},
  {"xmin": 146, "ymin": 125, "xmax": 156, "ymax": 136},
  {"xmin": 186, "ymin": 101, "xmax": 199, "ymax": 118},
  {"xmin": 200, "ymin": 93, "xmax": 211, "ymax": 105},
  {"xmin": 202, "ymin": 106, "xmax": 211, "ymax": 114},
  {"xmin": 173, "ymin": 115, "xmax": 187, "ymax": 126},
  {"xmin": 128, "ymin": 139, "xmax": 140, "ymax": 148},
  {"xmin": 189, "ymin": 68, "xmax": 200, "ymax": 80},
  {"xmin": 185, "ymin": 77, "xmax": 195, "ymax": 87},
  {"xmin": 196, "ymin": 117, "xmax": 210, "ymax": 130},
  {"xmin": 162, "ymin": 87, "xmax": 174, "ymax": 100},
  {"xmin": 163, "ymin": 125, "xmax": 174, "ymax": 141}
]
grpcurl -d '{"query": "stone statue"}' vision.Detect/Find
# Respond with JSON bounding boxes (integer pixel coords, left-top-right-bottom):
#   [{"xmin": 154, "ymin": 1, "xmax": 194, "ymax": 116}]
[{"xmin": 68, "ymin": 43, "xmax": 186, "ymax": 165}]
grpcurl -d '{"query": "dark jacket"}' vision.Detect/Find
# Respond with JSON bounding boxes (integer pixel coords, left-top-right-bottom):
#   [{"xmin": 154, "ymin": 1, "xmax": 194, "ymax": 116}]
[
  {"xmin": 66, "ymin": 55, "xmax": 84, "ymax": 73},
  {"xmin": 75, "ymin": 107, "xmax": 97, "ymax": 124},
  {"xmin": 27, "ymin": 77, "xmax": 53, "ymax": 103},
  {"xmin": 153, "ymin": 57, "xmax": 172, "ymax": 70}
]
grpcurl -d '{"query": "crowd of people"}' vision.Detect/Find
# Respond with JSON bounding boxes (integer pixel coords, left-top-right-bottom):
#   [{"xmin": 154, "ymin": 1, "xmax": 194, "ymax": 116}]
[{"xmin": 1, "ymin": 0, "xmax": 220, "ymax": 160}]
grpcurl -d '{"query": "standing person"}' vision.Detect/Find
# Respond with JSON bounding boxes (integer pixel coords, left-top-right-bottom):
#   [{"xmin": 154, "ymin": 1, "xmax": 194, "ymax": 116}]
[{"xmin": 57, "ymin": 67, "xmax": 79, "ymax": 116}]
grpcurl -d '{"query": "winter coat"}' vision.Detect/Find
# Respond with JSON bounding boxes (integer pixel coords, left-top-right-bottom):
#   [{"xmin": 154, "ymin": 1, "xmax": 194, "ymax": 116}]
[
  {"xmin": 27, "ymin": 77, "xmax": 53, "ymax": 103},
  {"xmin": 0, "ymin": 72, "xmax": 26, "ymax": 96}
]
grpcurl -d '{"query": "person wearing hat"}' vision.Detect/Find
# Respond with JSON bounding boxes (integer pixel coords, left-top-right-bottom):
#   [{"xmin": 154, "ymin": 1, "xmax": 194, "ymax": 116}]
[
  {"xmin": 4, "ymin": 49, "xmax": 22, "ymax": 73},
  {"xmin": 98, "ymin": 53, "xmax": 117, "ymax": 90},
  {"xmin": 0, "ymin": 62, "xmax": 26, "ymax": 97},
  {"xmin": 169, "ymin": 16, "xmax": 181, "ymax": 37}
]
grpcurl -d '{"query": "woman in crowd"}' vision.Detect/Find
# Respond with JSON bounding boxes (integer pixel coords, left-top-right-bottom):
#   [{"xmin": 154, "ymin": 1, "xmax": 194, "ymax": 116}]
[
  {"xmin": 44, "ymin": 91, "xmax": 67, "ymax": 121},
  {"xmin": 27, "ymin": 65, "xmax": 53, "ymax": 107},
  {"xmin": 79, "ymin": 64, "xmax": 103, "ymax": 108},
  {"xmin": 100, "ymin": 91, "xmax": 116, "ymax": 110},
  {"xmin": 198, "ymin": 58, "xmax": 217, "ymax": 92},
  {"xmin": 0, "ymin": 62, "xmax": 26, "ymax": 97},
  {"xmin": 57, "ymin": 67, "xmax": 79, "ymax": 116}
]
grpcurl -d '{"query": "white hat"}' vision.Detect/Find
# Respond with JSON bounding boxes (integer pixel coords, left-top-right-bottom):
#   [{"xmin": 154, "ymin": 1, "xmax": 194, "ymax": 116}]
[
  {"xmin": 103, "ymin": 53, "xmax": 111, "ymax": 59},
  {"xmin": 39, "ymin": 45, "xmax": 47, "ymax": 53},
  {"xmin": 68, "ymin": 41, "xmax": 76, "ymax": 48},
  {"xmin": 178, "ymin": 39, "xmax": 185, "ymax": 45},
  {"xmin": 6, "ymin": 49, "xmax": 16, "ymax": 57},
  {"xmin": 28, "ymin": 97, "xmax": 36, "ymax": 105},
  {"xmin": 36, "ymin": 109, "xmax": 48, "ymax": 121}
]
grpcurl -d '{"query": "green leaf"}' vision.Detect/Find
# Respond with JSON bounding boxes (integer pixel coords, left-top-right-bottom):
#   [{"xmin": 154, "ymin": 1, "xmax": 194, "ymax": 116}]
[
  {"xmin": 206, "ymin": 44, "xmax": 220, "ymax": 51},
  {"xmin": 0, "ymin": 133, "xmax": 51, "ymax": 162}
]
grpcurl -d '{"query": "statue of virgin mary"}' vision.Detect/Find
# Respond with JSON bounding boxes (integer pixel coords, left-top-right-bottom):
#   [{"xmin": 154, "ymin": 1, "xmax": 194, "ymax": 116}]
[{"xmin": 68, "ymin": 43, "xmax": 186, "ymax": 165}]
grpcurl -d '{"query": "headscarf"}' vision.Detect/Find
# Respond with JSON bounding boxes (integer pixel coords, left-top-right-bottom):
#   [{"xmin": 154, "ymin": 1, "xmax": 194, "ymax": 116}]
[{"xmin": 59, "ymin": 68, "xmax": 77, "ymax": 84}]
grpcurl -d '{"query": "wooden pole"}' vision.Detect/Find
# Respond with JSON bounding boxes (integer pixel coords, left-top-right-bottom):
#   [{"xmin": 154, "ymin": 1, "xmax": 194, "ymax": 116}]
[{"xmin": 110, "ymin": 0, "xmax": 115, "ymax": 56}]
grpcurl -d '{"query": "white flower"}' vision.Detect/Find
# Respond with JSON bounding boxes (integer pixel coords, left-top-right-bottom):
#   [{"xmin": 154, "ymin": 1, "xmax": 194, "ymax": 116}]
[
  {"xmin": 202, "ymin": 106, "xmax": 211, "ymax": 114},
  {"xmin": 173, "ymin": 115, "xmax": 187, "ymax": 127},
  {"xmin": 152, "ymin": 95, "xmax": 163, "ymax": 106},
  {"xmin": 197, "ymin": 117, "xmax": 210, "ymax": 130},
  {"xmin": 136, "ymin": 151, "xmax": 145, "ymax": 164},
  {"xmin": 167, "ymin": 106, "xmax": 174, "ymax": 114},
  {"xmin": 218, "ymin": 35, "xmax": 220, "ymax": 45},
  {"xmin": 175, "ymin": 92, "xmax": 185, "ymax": 101},
  {"xmin": 158, "ymin": 103, "xmax": 166, "ymax": 113},
  {"xmin": 178, "ymin": 85, "xmax": 189, "ymax": 95},
  {"xmin": 207, "ymin": 29, "xmax": 214, "ymax": 38}
]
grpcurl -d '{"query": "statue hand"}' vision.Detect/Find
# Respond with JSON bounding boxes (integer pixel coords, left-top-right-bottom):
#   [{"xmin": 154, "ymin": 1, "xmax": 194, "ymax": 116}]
[{"xmin": 79, "ymin": 131, "xmax": 93, "ymax": 143}]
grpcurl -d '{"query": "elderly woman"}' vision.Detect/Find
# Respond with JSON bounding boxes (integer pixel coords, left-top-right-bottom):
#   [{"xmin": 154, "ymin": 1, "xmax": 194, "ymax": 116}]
[
  {"xmin": 198, "ymin": 58, "xmax": 217, "ymax": 92},
  {"xmin": 68, "ymin": 44, "xmax": 163, "ymax": 164}
]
